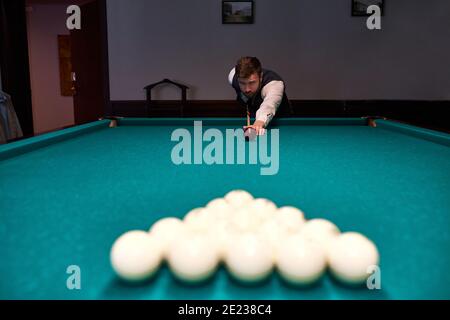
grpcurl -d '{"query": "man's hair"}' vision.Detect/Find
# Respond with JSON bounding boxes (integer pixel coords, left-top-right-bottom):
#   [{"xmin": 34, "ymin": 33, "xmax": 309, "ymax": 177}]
[{"xmin": 235, "ymin": 57, "xmax": 262, "ymax": 79}]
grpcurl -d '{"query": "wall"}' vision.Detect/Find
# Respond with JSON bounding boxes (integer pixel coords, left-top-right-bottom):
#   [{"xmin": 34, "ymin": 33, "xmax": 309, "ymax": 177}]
[
  {"xmin": 26, "ymin": 3, "xmax": 74, "ymax": 134},
  {"xmin": 106, "ymin": 0, "xmax": 450, "ymax": 101}
]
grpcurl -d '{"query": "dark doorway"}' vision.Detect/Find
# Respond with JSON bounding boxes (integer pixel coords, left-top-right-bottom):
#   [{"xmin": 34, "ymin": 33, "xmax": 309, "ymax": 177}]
[
  {"xmin": 0, "ymin": 0, "xmax": 109, "ymax": 138},
  {"xmin": 0, "ymin": 0, "xmax": 34, "ymax": 136},
  {"xmin": 71, "ymin": 0, "xmax": 109, "ymax": 125}
]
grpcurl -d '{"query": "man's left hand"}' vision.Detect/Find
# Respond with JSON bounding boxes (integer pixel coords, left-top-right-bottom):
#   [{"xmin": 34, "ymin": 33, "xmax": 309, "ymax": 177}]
[{"xmin": 243, "ymin": 120, "xmax": 266, "ymax": 136}]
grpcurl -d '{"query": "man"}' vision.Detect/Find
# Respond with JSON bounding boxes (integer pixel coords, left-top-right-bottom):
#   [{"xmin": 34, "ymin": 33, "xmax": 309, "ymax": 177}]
[{"xmin": 228, "ymin": 57, "xmax": 291, "ymax": 135}]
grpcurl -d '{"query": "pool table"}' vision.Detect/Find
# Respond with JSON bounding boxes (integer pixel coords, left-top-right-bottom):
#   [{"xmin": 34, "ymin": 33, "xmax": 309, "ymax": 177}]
[{"xmin": 1, "ymin": 118, "xmax": 449, "ymax": 300}]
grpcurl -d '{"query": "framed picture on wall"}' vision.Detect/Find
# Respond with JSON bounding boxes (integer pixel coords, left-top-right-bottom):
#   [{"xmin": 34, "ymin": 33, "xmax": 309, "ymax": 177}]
[
  {"xmin": 222, "ymin": 1, "xmax": 254, "ymax": 24},
  {"xmin": 352, "ymin": 0, "xmax": 384, "ymax": 16}
]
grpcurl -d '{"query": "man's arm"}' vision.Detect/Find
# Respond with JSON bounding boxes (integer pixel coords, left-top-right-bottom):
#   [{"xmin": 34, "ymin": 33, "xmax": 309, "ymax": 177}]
[
  {"xmin": 228, "ymin": 68, "xmax": 236, "ymax": 85},
  {"xmin": 256, "ymin": 80, "xmax": 284, "ymax": 128}
]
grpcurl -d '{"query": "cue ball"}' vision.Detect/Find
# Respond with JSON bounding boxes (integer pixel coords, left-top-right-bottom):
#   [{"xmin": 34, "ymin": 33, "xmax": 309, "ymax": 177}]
[
  {"xmin": 224, "ymin": 232, "xmax": 274, "ymax": 283},
  {"xmin": 148, "ymin": 217, "xmax": 185, "ymax": 256},
  {"xmin": 299, "ymin": 218, "xmax": 341, "ymax": 250},
  {"xmin": 224, "ymin": 190, "xmax": 254, "ymax": 209},
  {"xmin": 166, "ymin": 231, "xmax": 220, "ymax": 283},
  {"xmin": 110, "ymin": 230, "xmax": 163, "ymax": 281},
  {"xmin": 276, "ymin": 234, "xmax": 327, "ymax": 286},
  {"xmin": 327, "ymin": 232, "xmax": 380, "ymax": 285}
]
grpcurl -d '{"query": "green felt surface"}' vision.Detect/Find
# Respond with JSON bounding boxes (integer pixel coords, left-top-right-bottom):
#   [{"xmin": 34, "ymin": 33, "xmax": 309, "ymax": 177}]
[{"xmin": 0, "ymin": 119, "xmax": 449, "ymax": 300}]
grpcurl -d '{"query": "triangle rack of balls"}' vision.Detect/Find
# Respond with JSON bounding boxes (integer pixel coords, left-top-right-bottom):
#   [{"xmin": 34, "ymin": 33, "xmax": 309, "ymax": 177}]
[{"xmin": 110, "ymin": 190, "xmax": 379, "ymax": 286}]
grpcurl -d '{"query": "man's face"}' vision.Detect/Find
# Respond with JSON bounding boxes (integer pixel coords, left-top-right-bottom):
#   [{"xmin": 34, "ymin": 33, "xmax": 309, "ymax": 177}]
[{"xmin": 238, "ymin": 72, "xmax": 261, "ymax": 98}]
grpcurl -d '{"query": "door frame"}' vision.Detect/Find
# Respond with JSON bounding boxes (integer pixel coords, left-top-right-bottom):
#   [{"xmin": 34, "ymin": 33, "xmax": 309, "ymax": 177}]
[{"xmin": 97, "ymin": 0, "xmax": 111, "ymax": 117}]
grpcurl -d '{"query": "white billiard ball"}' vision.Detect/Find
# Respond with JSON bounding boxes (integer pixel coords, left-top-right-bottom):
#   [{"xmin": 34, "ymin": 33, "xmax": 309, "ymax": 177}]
[
  {"xmin": 110, "ymin": 230, "xmax": 163, "ymax": 281},
  {"xmin": 148, "ymin": 217, "xmax": 184, "ymax": 255},
  {"xmin": 206, "ymin": 198, "xmax": 234, "ymax": 221},
  {"xmin": 166, "ymin": 231, "xmax": 221, "ymax": 283},
  {"xmin": 258, "ymin": 219, "xmax": 288, "ymax": 255},
  {"xmin": 299, "ymin": 219, "xmax": 340, "ymax": 250},
  {"xmin": 327, "ymin": 232, "xmax": 379, "ymax": 285},
  {"xmin": 224, "ymin": 190, "xmax": 254, "ymax": 209},
  {"xmin": 246, "ymin": 198, "xmax": 278, "ymax": 223},
  {"xmin": 206, "ymin": 198, "xmax": 231, "ymax": 212},
  {"xmin": 272, "ymin": 206, "xmax": 306, "ymax": 234},
  {"xmin": 276, "ymin": 234, "xmax": 327, "ymax": 286},
  {"xmin": 224, "ymin": 232, "xmax": 274, "ymax": 283},
  {"xmin": 229, "ymin": 207, "xmax": 260, "ymax": 232},
  {"xmin": 259, "ymin": 206, "xmax": 306, "ymax": 255},
  {"xmin": 208, "ymin": 221, "xmax": 234, "ymax": 258},
  {"xmin": 183, "ymin": 207, "xmax": 214, "ymax": 233}
]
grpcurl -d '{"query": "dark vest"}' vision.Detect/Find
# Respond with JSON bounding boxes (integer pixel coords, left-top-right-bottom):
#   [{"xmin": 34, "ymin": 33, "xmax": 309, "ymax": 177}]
[{"xmin": 231, "ymin": 68, "xmax": 292, "ymax": 117}]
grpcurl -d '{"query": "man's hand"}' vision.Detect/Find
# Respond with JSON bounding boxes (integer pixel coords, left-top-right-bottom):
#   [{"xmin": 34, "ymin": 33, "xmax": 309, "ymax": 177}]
[{"xmin": 243, "ymin": 120, "xmax": 266, "ymax": 136}]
